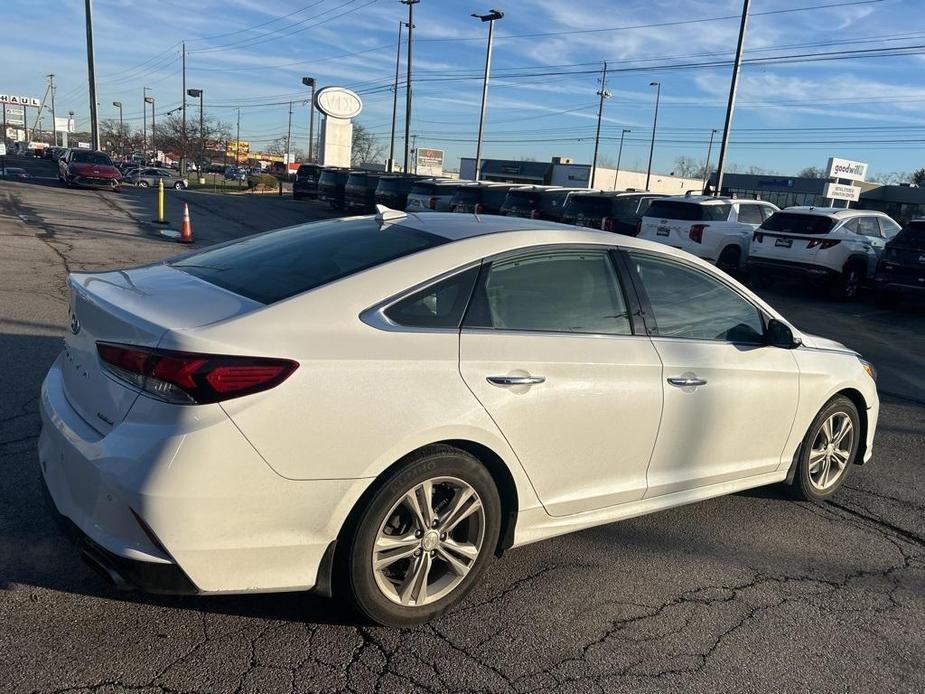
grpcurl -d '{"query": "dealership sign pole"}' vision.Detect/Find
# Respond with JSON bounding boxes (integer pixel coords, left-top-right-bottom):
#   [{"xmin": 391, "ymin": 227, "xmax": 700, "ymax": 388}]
[{"xmin": 713, "ymin": 0, "xmax": 751, "ymax": 197}]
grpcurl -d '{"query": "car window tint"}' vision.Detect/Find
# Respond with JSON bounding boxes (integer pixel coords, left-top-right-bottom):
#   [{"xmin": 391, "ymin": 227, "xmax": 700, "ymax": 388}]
[
  {"xmin": 171, "ymin": 218, "xmax": 448, "ymax": 304},
  {"xmin": 630, "ymin": 253, "xmax": 764, "ymax": 343},
  {"xmin": 878, "ymin": 218, "xmax": 901, "ymax": 239},
  {"xmin": 385, "ymin": 267, "xmax": 480, "ymax": 329},
  {"xmin": 759, "ymin": 205, "xmax": 776, "ymax": 221},
  {"xmin": 856, "ymin": 217, "xmax": 882, "ymax": 238},
  {"xmin": 646, "ymin": 200, "xmax": 731, "ymax": 221},
  {"xmin": 468, "ymin": 249, "xmax": 632, "ymax": 335},
  {"xmin": 736, "ymin": 204, "xmax": 763, "ymax": 225},
  {"xmin": 763, "ymin": 213, "xmax": 836, "ymax": 235}
]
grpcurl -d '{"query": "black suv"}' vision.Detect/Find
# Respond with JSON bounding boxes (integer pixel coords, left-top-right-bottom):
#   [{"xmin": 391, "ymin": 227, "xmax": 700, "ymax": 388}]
[
  {"xmin": 317, "ymin": 168, "xmax": 352, "ymax": 209},
  {"xmin": 449, "ymin": 183, "xmax": 517, "ymax": 214},
  {"xmin": 293, "ymin": 164, "xmax": 323, "ymax": 200},
  {"xmin": 874, "ymin": 219, "xmax": 925, "ymax": 302},
  {"xmin": 499, "ymin": 186, "xmax": 585, "ymax": 222},
  {"xmin": 560, "ymin": 191, "xmax": 666, "ymax": 234},
  {"xmin": 375, "ymin": 175, "xmax": 419, "ymax": 210},
  {"xmin": 344, "ymin": 171, "xmax": 384, "ymax": 211}
]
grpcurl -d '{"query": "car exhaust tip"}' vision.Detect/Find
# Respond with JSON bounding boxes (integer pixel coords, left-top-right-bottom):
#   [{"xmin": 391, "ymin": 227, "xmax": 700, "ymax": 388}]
[{"xmin": 80, "ymin": 548, "xmax": 133, "ymax": 591}]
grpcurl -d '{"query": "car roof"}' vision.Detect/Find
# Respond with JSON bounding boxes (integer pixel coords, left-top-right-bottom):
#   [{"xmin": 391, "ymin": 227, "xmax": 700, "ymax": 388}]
[
  {"xmin": 570, "ymin": 190, "xmax": 660, "ymax": 199},
  {"xmin": 389, "ymin": 211, "xmax": 592, "ymax": 240},
  {"xmin": 661, "ymin": 194, "xmax": 735, "ymax": 204},
  {"xmin": 779, "ymin": 206, "xmax": 886, "ymax": 219}
]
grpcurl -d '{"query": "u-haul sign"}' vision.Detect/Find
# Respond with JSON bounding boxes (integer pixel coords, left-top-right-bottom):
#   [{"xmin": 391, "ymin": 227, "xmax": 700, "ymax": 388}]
[{"xmin": 0, "ymin": 94, "xmax": 40, "ymax": 107}]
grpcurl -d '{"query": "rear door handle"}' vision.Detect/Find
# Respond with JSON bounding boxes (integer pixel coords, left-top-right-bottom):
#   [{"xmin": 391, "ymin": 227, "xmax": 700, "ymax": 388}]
[
  {"xmin": 487, "ymin": 375, "xmax": 546, "ymax": 386},
  {"xmin": 667, "ymin": 377, "xmax": 707, "ymax": 387}
]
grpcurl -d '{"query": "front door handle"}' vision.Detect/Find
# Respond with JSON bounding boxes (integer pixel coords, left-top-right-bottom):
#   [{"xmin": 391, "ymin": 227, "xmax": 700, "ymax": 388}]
[
  {"xmin": 487, "ymin": 375, "xmax": 546, "ymax": 386},
  {"xmin": 667, "ymin": 376, "xmax": 707, "ymax": 387}
]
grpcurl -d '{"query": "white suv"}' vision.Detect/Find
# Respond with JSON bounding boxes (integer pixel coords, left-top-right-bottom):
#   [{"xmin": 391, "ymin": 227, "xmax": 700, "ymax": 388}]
[
  {"xmin": 638, "ymin": 195, "xmax": 779, "ymax": 273},
  {"xmin": 748, "ymin": 207, "xmax": 902, "ymax": 300}
]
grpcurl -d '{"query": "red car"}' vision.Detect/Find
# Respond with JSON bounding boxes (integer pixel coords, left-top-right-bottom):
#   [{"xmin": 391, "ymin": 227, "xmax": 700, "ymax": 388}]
[{"xmin": 58, "ymin": 150, "xmax": 122, "ymax": 190}]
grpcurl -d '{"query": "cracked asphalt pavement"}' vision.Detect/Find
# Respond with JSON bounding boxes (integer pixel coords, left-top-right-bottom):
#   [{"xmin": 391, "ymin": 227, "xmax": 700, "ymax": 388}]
[{"xmin": 1, "ymin": 156, "xmax": 923, "ymax": 694}]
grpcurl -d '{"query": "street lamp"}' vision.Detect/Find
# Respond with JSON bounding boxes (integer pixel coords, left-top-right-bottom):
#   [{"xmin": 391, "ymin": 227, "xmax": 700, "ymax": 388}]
[
  {"xmin": 613, "ymin": 128, "xmax": 631, "ymax": 191},
  {"xmin": 142, "ymin": 87, "xmax": 151, "ymax": 162},
  {"xmin": 144, "ymin": 95, "xmax": 156, "ymax": 162},
  {"xmin": 187, "ymin": 88, "xmax": 203, "ymax": 172},
  {"xmin": 471, "ymin": 8, "xmax": 504, "ymax": 182},
  {"xmin": 112, "ymin": 101, "xmax": 123, "ymax": 158},
  {"xmin": 302, "ymin": 77, "xmax": 316, "ymax": 163},
  {"xmin": 645, "ymin": 81, "xmax": 661, "ymax": 191}
]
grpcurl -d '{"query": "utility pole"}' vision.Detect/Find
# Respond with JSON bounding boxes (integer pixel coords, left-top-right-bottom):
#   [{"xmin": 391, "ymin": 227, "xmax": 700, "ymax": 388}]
[
  {"xmin": 388, "ymin": 21, "xmax": 403, "ymax": 172},
  {"xmin": 145, "ymin": 95, "xmax": 156, "ymax": 161},
  {"xmin": 702, "ymin": 128, "xmax": 718, "ymax": 191},
  {"xmin": 187, "ymin": 89, "xmax": 203, "ymax": 172},
  {"xmin": 472, "ymin": 9, "xmax": 504, "ymax": 182},
  {"xmin": 29, "ymin": 82, "xmax": 52, "ymax": 145},
  {"xmin": 235, "ymin": 107, "xmax": 241, "ymax": 188},
  {"xmin": 410, "ymin": 133, "xmax": 418, "ymax": 174},
  {"xmin": 143, "ymin": 87, "xmax": 150, "ymax": 161},
  {"xmin": 714, "ymin": 0, "xmax": 751, "ymax": 197},
  {"xmin": 286, "ymin": 100, "xmax": 293, "ymax": 168},
  {"xmin": 84, "ymin": 0, "xmax": 100, "ymax": 150},
  {"xmin": 401, "ymin": 0, "xmax": 419, "ymax": 175},
  {"xmin": 112, "ymin": 102, "xmax": 123, "ymax": 157},
  {"xmin": 645, "ymin": 81, "xmax": 661, "ymax": 191},
  {"xmin": 613, "ymin": 128, "xmax": 630, "ymax": 190},
  {"xmin": 302, "ymin": 77, "xmax": 316, "ymax": 163},
  {"xmin": 181, "ymin": 41, "xmax": 187, "ymax": 175},
  {"xmin": 590, "ymin": 61, "xmax": 610, "ymax": 189},
  {"xmin": 48, "ymin": 75, "xmax": 57, "ymax": 147}
]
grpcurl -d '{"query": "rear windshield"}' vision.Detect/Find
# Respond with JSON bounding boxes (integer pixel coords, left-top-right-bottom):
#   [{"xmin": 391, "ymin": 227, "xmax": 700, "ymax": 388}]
[
  {"xmin": 609, "ymin": 197, "xmax": 648, "ymax": 218},
  {"xmin": 377, "ymin": 177, "xmax": 401, "ymax": 193},
  {"xmin": 760, "ymin": 213, "xmax": 835, "ymax": 235},
  {"xmin": 319, "ymin": 170, "xmax": 348, "ymax": 185},
  {"xmin": 453, "ymin": 187, "xmax": 481, "ymax": 204},
  {"xmin": 646, "ymin": 200, "xmax": 731, "ymax": 221},
  {"xmin": 171, "ymin": 218, "xmax": 448, "ymax": 304},
  {"xmin": 564, "ymin": 196, "xmax": 612, "ymax": 217},
  {"xmin": 503, "ymin": 191, "xmax": 541, "ymax": 208},
  {"xmin": 482, "ymin": 187, "xmax": 513, "ymax": 208},
  {"xmin": 410, "ymin": 182, "xmax": 438, "ymax": 195},
  {"xmin": 892, "ymin": 221, "xmax": 925, "ymax": 248},
  {"xmin": 296, "ymin": 165, "xmax": 319, "ymax": 176},
  {"xmin": 540, "ymin": 190, "xmax": 574, "ymax": 212},
  {"xmin": 346, "ymin": 173, "xmax": 368, "ymax": 187},
  {"xmin": 71, "ymin": 151, "xmax": 113, "ymax": 166}
]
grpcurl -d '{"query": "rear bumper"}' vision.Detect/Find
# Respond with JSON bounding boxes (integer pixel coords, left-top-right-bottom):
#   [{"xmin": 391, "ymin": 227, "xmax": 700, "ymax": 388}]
[
  {"xmin": 747, "ymin": 257, "xmax": 836, "ymax": 278},
  {"xmin": 39, "ymin": 354, "xmax": 370, "ymax": 595},
  {"xmin": 872, "ymin": 270, "xmax": 925, "ymax": 293}
]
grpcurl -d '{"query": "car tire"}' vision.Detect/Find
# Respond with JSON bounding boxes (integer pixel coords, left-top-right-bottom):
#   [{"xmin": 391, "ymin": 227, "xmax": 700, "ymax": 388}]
[
  {"xmin": 174, "ymin": 182, "xmax": 184, "ymax": 190},
  {"xmin": 717, "ymin": 246, "xmax": 741, "ymax": 275},
  {"xmin": 787, "ymin": 395, "xmax": 860, "ymax": 502},
  {"xmin": 344, "ymin": 445, "xmax": 501, "ymax": 627},
  {"xmin": 829, "ymin": 262, "xmax": 864, "ymax": 301},
  {"xmin": 138, "ymin": 181, "xmax": 149, "ymax": 188}
]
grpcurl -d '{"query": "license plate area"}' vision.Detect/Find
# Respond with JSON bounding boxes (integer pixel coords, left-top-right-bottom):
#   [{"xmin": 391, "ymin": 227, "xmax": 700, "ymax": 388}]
[
  {"xmin": 657, "ymin": 226, "xmax": 670, "ymax": 237},
  {"xmin": 775, "ymin": 238, "xmax": 793, "ymax": 248}
]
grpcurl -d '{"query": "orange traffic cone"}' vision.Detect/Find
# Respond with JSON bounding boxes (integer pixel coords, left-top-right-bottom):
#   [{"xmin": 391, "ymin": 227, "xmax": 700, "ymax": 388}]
[{"xmin": 179, "ymin": 203, "xmax": 193, "ymax": 244}]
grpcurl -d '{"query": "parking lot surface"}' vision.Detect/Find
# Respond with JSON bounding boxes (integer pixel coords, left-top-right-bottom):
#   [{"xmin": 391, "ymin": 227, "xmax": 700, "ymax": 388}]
[{"xmin": 1, "ymin": 157, "xmax": 923, "ymax": 694}]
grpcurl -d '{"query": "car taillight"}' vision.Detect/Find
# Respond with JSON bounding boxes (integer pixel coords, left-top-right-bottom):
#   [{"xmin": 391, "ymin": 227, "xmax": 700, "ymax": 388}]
[
  {"xmin": 429, "ymin": 197, "xmax": 438, "ymax": 210},
  {"xmin": 602, "ymin": 217, "xmax": 615, "ymax": 232},
  {"xmin": 753, "ymin": 231, "xmax": 764, "ymax": 243},
  {"xmin": 97, "ymin": 342, "xmax": 298, "ymax": 405},
  {"xmin": 689, "ymin": 224, "xmax": 708, "ymax": 243},
  {"xmin": 807, "ymin": 239, "xmax": 841, "ymax": 249},
  {"xmin": 474, "ymin": 203, "xmax": 485, "ymax": 214}
]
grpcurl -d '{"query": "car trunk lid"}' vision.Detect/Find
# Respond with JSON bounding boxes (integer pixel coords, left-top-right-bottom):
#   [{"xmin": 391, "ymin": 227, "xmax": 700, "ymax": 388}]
[{"xmin": 64, "ymin": 264, "xmax": 262, "ymax": 434}]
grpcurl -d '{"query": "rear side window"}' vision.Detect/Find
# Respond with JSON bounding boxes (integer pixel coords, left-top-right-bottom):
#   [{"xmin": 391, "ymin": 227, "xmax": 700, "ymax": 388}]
[
  {"xmin": 879, "ymin": 217, "xmax": 901, "ymax": 238},
  {"xmin": 892, "ymin": 221, "xmax": 925, "ymax": 248},
  {"xmin": 629, "ymin": 253, "xmax": 764, "ymax": 343},
  {"xmin": 564, "ymin": 196, "xmax": 612, "ymax": 218},
  {"xmin": 855, "ymin": 217, "xmax": 883, "ymax": 238},
  {"xmin": 646, "ymin": 200, "xmax": 731, "ymax": 221},
  {"xmin": 385, "ymin": 267, "xmax": 479, "ymax": 329},
  {"xmin": 736, "ymin": 204, "xmax": 763, "ymax": 225},
  {"xmin": 465, "ymin": 249, "xmax": 632, "ymax": 335},
  {"xmin": 172, "ymin": 218, "xmax": 448, "ymax": 304},
  {"xmin": 761, "ymin": 213, "xmax": 835, "ymax": 235}
]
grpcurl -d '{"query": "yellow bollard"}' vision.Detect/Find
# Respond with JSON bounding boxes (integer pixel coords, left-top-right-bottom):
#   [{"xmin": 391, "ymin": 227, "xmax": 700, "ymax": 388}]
[{"xmin": 157, "ymin": 178, "xmax": 165, "ymax": 223}]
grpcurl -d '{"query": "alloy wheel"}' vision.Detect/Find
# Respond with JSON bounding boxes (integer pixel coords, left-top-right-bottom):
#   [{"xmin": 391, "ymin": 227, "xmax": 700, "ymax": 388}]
[
  {"xmin": 808, "ymin": 412, "xmax": 854, "ymax": 491},
  {"xmin": 372, "ymin": 476, "xmax": 485, "ymax": 607}
]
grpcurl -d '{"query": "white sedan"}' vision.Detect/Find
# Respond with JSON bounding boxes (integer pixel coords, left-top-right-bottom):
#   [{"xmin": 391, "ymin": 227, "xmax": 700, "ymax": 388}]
[{"xmin": 40, "ymin": 210, "xmax": 879, "ymax": 626}]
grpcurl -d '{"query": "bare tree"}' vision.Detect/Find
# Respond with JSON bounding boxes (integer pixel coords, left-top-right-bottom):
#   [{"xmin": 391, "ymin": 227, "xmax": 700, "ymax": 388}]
[
  {"xmin": 798, "ymin": 166, "xmax": 825, "ymax": 178},
  {"xmin": 152, "ymin": 113, "xmax": 232, "ymax": 164},
  {"xmin": 672, "ymin": 155, "xmax": 700, "ymax": 178},
  {"xmin": 351, "ymin": 123, "xmax": 385, "ymax": 167}
]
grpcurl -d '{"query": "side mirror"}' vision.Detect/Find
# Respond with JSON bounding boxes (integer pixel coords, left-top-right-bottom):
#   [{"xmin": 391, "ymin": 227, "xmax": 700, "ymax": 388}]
[{"xmin": 766, "ymin": 318, "xmax": 801, "ymax": 349}]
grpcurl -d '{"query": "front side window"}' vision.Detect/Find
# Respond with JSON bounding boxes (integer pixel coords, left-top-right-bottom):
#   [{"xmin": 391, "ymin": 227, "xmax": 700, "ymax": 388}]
[
  {"xmin": 629, "ymin": 253, "xmax": 764, "ymax": 343},
  {"xmin": 385, "ymin": 267, "xmax": 480, "ymax": 329},
  {"xmin": 466, "ymin": 249, "xmax": 632, "ymax": 335}
]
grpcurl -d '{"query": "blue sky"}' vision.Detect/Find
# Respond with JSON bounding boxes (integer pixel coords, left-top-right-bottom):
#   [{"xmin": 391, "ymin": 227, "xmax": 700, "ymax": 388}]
[{"xmin": 4, "ymin": 0, "xmax": 924, "ymax": 179}]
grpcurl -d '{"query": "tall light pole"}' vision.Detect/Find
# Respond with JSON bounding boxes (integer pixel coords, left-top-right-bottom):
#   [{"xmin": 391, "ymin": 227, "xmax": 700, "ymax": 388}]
[
  {"xmin": 112, "ymin": 101, "xmax": 123, "ymax": 158},
  {"xmin": 702, "ymin": 128, "xmax": 718, "ymax": 191},
  {"xmin": 83, "ymin": 0, "xmax": 100, "ymax": 150},
  {"xmin": 645, "ymin": 81, "xmax": 661, "ymax": 191},
  {"xmin": 590, "ymin": 61, "xmax": 610, "ymax": 189},
  {"xmin": 302, "ymin": 77, "xmax": 316, "ymax": 163},
  {"xmin": 714, "ymin": 0, "xmax": 751, "ymax": 196},
  {"xmin": 145, "ymin": 95, "xmax": 155, "ymax": 161},
  {"xmin": 400, "ymin": 0, "xmax": 419, "ymax": 175},
  {"xmin": 613, "ymin": 128, "xmax": 630, "ymax": 191},
  {"xmin": 142, "ymin": 87, "xmax": 151, "ymax": 161},
  {"xmin": 187, "ymin": 89, "xmax": 203, "ymax": 171},
  {"xmin": 48, "ymin": 75, "xmax": 57, "ymax": 147},
  {"xmin": 181, "ymin": 41, "xmax": 187, "ymax": 175},
  {"xmin": 388, "ymin": 22, "xmax": 403, "ymax": 173},
  {"xmin": 471, "ymin": 9, "xmax": 504, "ymax": 182}
]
